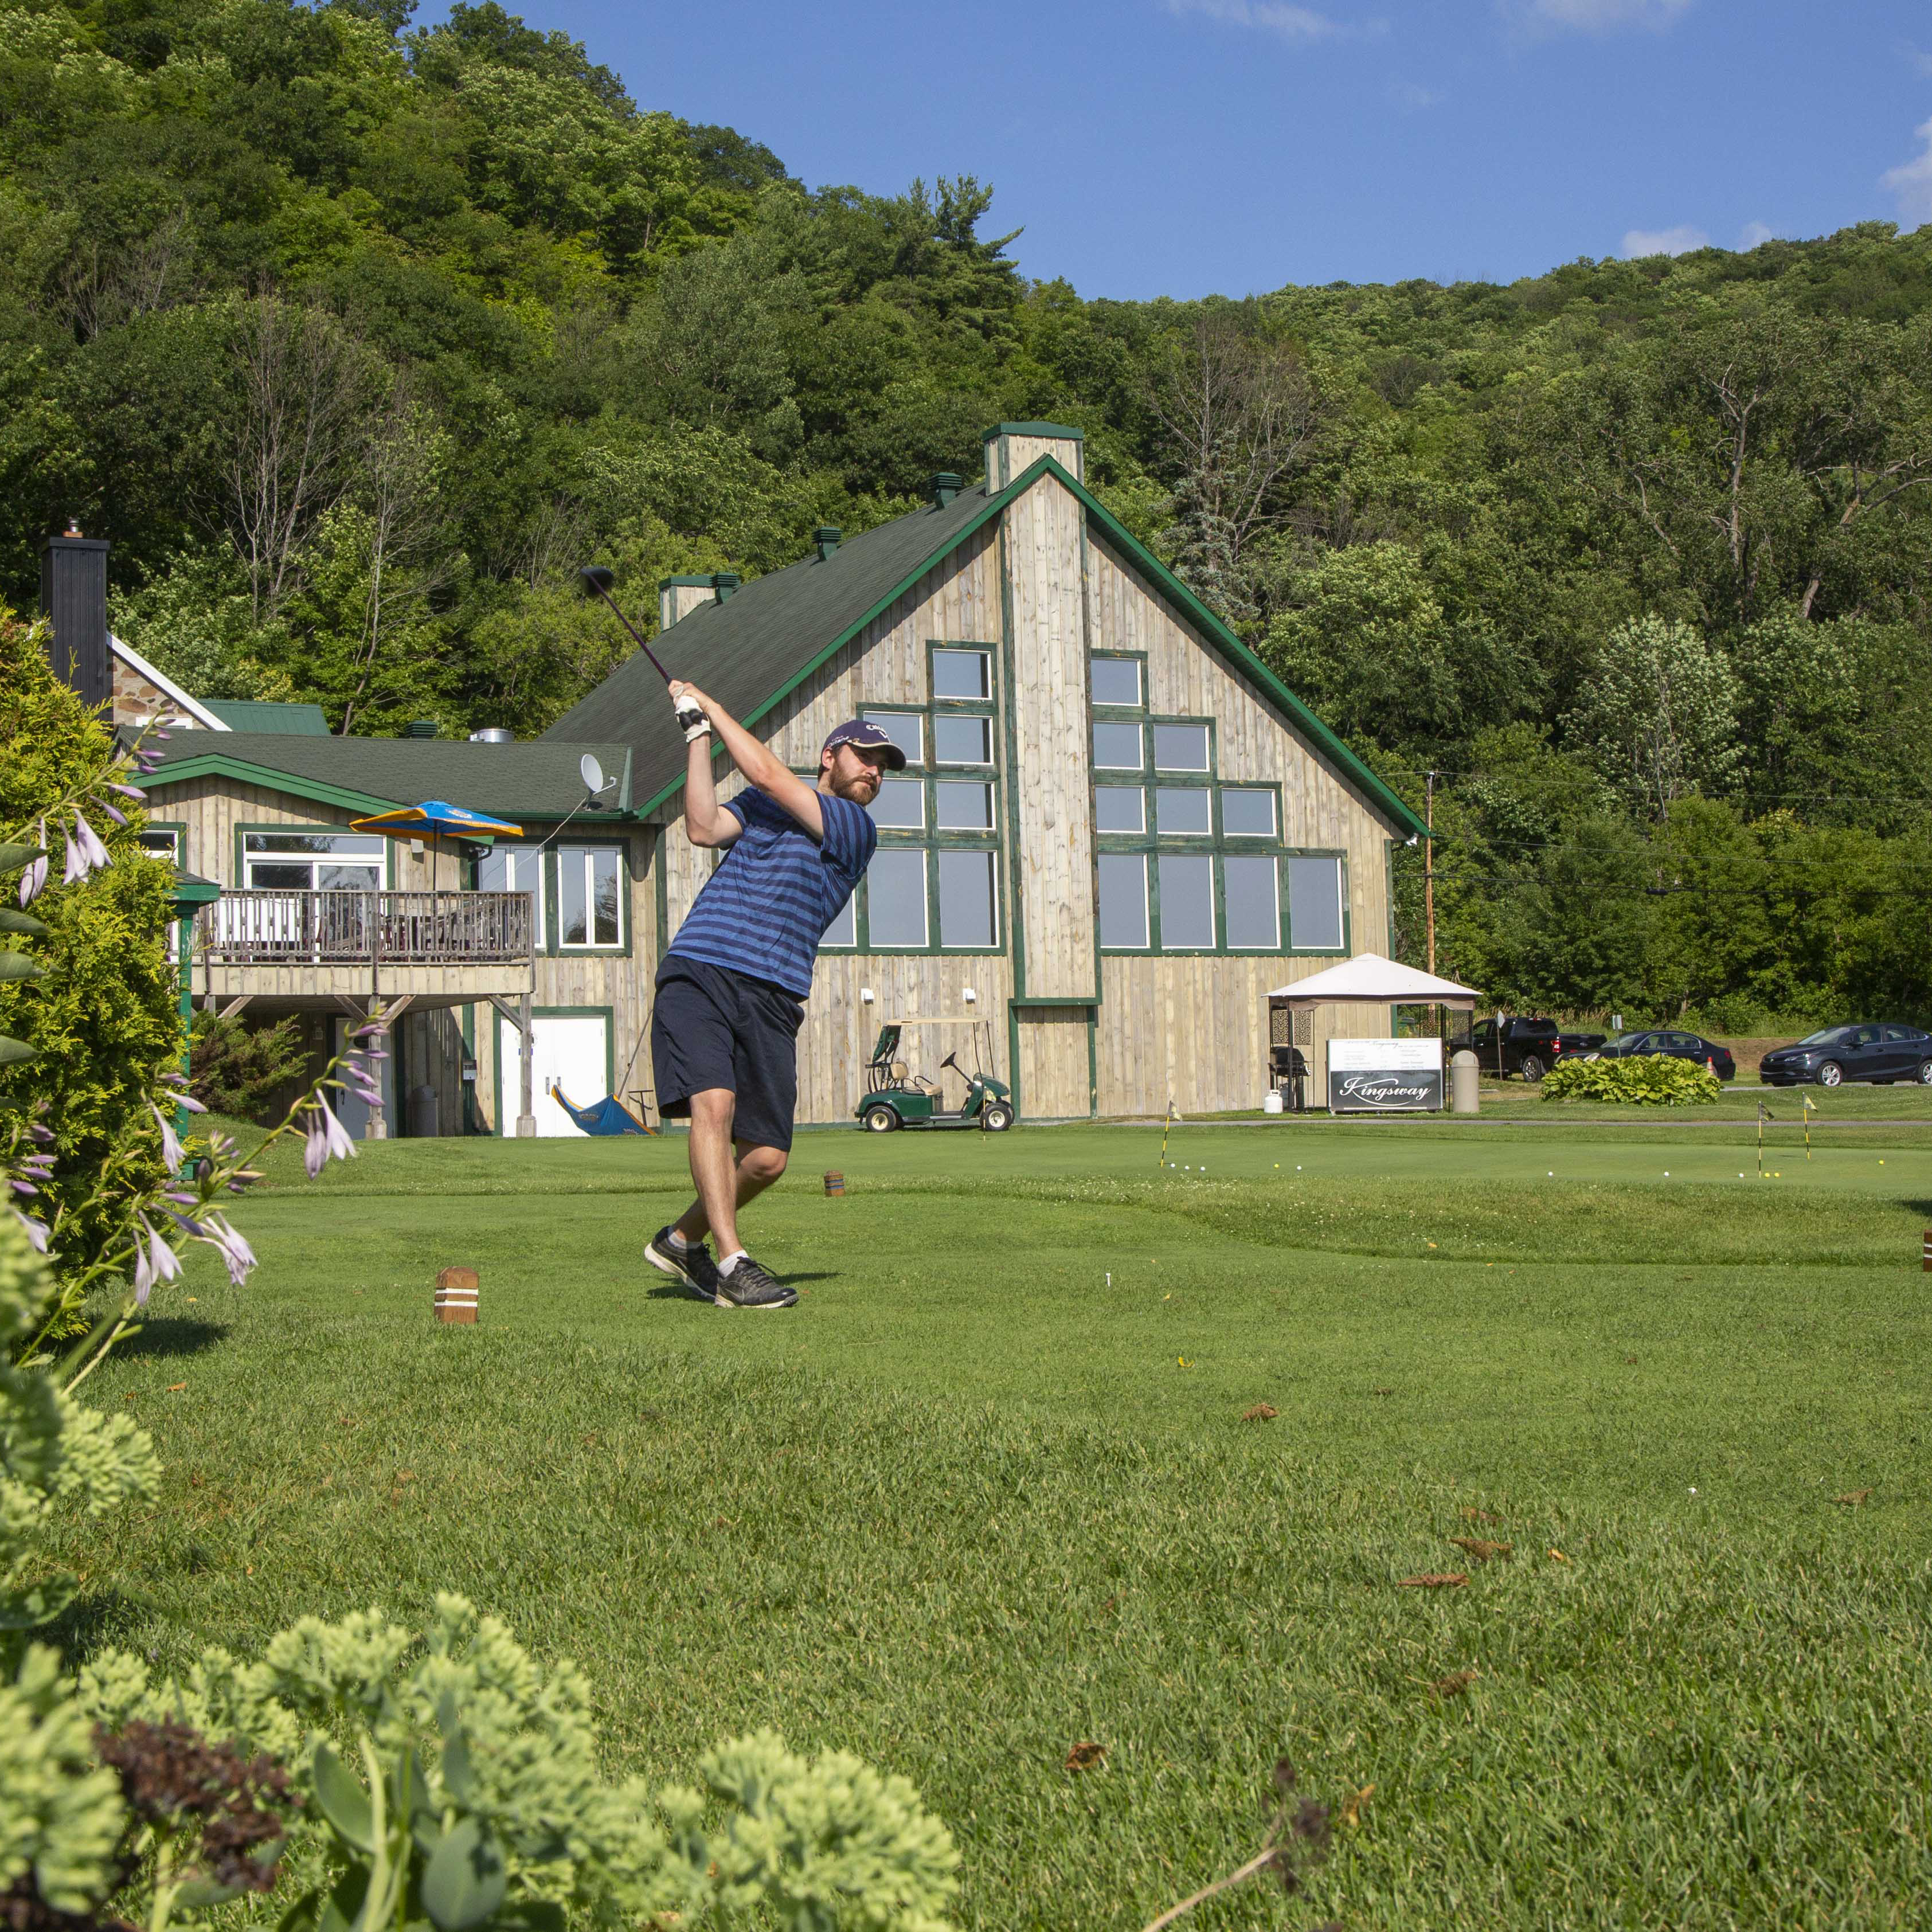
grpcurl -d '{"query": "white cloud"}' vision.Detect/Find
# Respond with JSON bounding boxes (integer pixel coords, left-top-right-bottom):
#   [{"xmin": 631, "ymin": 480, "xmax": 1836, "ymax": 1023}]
[
  {"xmin": 1736, "ymin": 220, "xmax": 1777, "ymax": 251},
  {"xmin": 1387, "ymin": 79, "xmax": 1445, "ymax": 109},
  {"xmin": 1882, "ymin": 119, "xmax": 1932, "ymax": 225},
  {"xmin": 1163, "ymin": 0, "xmax": 1380, "ymax": 44},
  {"xmin": 1510, "ymin": 0, "xmax": 1692, "ymax": 32},
  {"xmin": 1621, "ymin": 224, "xmax": 1708, "ymax": 258}
]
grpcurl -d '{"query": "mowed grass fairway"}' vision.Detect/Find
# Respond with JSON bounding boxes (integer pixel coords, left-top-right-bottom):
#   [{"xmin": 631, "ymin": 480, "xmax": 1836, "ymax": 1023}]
[{"xmin": 57, "ymin": 1121, "xmax": 1932, "ymax": 1929}]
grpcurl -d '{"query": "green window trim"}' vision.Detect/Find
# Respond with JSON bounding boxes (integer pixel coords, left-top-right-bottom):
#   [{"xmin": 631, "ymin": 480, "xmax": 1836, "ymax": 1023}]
[
  {"xmin": 552, "ymin": 840, "xmax": 631, "ymax": 956},
  {"xmin": 1094, "ymin": 842, "xmax": 1350, "ymax": 957},
  {"xmin": 1088, "ymin": 648, "xmax": 1149, "ymax": 713},
  {"xmin": 231, "ymin": 822, "xmax": 394, "ymax": 890}
]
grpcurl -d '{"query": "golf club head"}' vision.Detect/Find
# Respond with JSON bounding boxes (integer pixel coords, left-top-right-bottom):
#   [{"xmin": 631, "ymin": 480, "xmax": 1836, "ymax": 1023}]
[{"xmin": 578, "ymin": 565, "xmax": 616, "ymax": 598}]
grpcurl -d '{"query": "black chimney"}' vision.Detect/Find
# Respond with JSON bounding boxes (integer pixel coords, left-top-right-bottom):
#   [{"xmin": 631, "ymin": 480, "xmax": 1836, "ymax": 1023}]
[{"xmin": 40, "ymin": 523, "xmax": 111, "ymax": 710}]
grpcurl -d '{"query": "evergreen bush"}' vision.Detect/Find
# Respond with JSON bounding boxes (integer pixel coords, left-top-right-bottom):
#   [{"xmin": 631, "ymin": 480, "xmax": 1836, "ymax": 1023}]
[
  {"xmin": 190, "ymin": 1012, "xmax": 312, "ymax": 1122},
  {"xmin": 1540, "ymin": 1055, "xmax": 1721, "ymax": 1105}
]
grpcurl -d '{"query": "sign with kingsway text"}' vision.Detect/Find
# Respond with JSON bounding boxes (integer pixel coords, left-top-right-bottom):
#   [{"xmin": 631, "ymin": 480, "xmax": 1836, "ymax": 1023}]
[{"xmin": 1326, "ymin": 1037, "xmax": 1444, "ymax": 1113}]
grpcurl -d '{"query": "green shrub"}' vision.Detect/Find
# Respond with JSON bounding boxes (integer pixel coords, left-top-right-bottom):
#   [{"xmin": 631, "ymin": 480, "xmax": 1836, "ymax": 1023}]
[
  {"xmin": 1540, "ymin": 1054, "xmax": 1721, "ymax": 1105},
  {"xmin": 189, "ymin": 1012, "xmax": 311, "ymax": 1121},
  {"xmin": 0, "ymin": 612, "xmax": 178, "ymax": 1301}
]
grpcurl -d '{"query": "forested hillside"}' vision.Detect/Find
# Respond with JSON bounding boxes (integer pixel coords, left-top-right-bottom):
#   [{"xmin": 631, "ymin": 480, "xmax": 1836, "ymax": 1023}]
[{"xmin": 5, "ymin": 0, "xmax": 1931, "ymax": 1026}]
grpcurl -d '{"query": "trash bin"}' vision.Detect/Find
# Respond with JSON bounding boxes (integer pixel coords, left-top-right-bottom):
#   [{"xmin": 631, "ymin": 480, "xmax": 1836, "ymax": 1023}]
[
  {"xmin": 1451, "ymin": 1050, "xmax": 1479, "ymax": 1115},
  {"xmin": 408, "ymin": 1082, "xmax": 439, "ymax": 1139}
]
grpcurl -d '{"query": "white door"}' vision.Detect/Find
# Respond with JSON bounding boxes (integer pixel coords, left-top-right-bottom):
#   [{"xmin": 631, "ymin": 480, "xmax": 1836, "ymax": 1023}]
[{"xmin": 496, "ymin": 1013, "xmax": 609, "ymax": 1137}]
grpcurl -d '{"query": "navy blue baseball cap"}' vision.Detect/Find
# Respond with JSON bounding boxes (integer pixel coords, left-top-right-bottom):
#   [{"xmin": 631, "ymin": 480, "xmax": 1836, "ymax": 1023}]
[{"xmin": 822, "ymin": 719, "xmax": 906, "ymax": 769}]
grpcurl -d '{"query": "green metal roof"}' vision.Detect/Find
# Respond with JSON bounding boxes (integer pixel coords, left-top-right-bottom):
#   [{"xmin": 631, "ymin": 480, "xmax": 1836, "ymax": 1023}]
[
  {"xmin": 543, "ymin": 460, "xmax": 1428, "ymax": 840},
  {"xmin": 204, "ymin": 700, "xmax": 331, "ymax": 735},
  {"xmin": 136, "ymin": 734, "xmax": 636, "ymax": 822}
]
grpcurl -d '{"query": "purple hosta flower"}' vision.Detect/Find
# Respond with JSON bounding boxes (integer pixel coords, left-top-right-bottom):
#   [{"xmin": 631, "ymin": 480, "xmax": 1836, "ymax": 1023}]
[
  {"xmin": 13, "ymin": 1210, "xmax": 48, "ymax": 1253},
  {"xmin": 62, "ymin": 810, "xmax": 111, "ymax": 886},
  {"xmin": 302, "ymin": 1092, "xmax": 357, "ymax": 1179},
  {"xmin": 98, "ymin": 799, "xmax": 128, "ymax": 828},
  {"xmin": 76, "ymin": 809, "xmax": 110, "ymax": 869},
  {"xmin": 19, "ymin": 851, "xmax": 48, "ymax": 906},
  {"xmin": 150, "ymin": 1103, "xmax": 185, "ymax": 1174},
  {"xmin": 165, "ymin": 1190, "xmax": 197, "ymax": 1206},
  {"xmin": 111, "ymin": 783, "xmax": 144, "ymax": 801},
  {"xmin": 131, "ymin": 1214, "xmax": 182, "ymax": 1307},
  {"xmin": 339, "ymin": 1053, "xmax": 384, "ymax": 1108},
  {"xmin": 197, "ymin": 1214, "xmax": 257, "ymax": 1287},
  {"xmin": 167, "ymin": 1209, "xmax": 206, "ymax": 1239},
  {"xmin": 28, "ymin": 1122, "xmax": 53, "ymax": 1145},
  {"xmin": 11, "ymin": 1179, "xmax": 38, "ymax": 1198}
]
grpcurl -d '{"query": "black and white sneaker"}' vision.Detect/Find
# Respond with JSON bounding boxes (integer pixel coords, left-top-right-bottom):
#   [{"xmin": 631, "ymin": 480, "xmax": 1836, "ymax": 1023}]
[
  {"xmin": 645, "ymin": 1226, "xmax": 720, "ymax": 1302},
  {"xmin": 714, "ymin": 1254, "xmax": 797, "ymax": 1310}
]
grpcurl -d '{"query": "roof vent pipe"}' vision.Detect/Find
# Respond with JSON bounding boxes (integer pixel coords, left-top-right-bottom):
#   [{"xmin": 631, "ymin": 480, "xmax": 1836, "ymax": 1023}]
[
  {"xmin": 929, "ymin": 472, "xmax": 962, "ymax": 508},
  {"xmin": 469, "ymin": 727, "xmax": 514, "ymax": 744},
  {"xmin": 402, "ymin": 719, "xmax": 439, "ymax": 738},
  {"xmin": 710, "ymin": 572, "xmax": 741, "ymax": 603},
  {"xmin": 812, "ymin": 526, "xmax": 842, "ymax": 561}
]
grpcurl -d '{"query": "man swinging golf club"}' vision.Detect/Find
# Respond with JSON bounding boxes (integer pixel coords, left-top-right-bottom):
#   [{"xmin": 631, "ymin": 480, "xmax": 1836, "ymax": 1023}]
[{"xmin": 643, "ymin": 682, "xmax": 899, "ymax": 1308}]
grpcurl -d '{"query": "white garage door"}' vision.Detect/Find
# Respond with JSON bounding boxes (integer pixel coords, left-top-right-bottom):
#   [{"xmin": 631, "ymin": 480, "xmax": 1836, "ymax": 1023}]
[{"xmin": 496, "ymin": 1012, "xmax": 609, "ymax": 1137}]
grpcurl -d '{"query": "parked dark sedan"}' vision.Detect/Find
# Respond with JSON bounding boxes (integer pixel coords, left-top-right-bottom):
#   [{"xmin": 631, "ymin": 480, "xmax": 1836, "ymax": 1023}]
[
  {"xmin": 1593, "ymin": 1029, "xmax": 1736, "ymax": 1082},
  {"xmin": 1759, "ymin": 1024, "xmax": 1932, "ymax": 1087}
]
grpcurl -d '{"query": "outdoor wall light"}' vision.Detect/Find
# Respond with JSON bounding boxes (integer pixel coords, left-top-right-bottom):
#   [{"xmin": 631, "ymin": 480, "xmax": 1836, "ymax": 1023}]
[
  {"xmin": 963, "ymin": 988, "xmax": 977, "ymax": 1002},
  {"xmin": 861, "ymin": 988, "xmax": 875, "ymax": 1003}
]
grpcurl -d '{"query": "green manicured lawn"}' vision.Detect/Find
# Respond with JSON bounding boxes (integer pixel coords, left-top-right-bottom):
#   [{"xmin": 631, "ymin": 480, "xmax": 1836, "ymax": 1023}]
[{"xmin": 58, "ymin": 1124, "xmax": 1932, "ymax": 1928}]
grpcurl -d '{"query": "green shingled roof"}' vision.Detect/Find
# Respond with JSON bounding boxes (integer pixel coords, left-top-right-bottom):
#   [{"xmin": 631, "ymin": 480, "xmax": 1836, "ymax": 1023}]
[
  {"xmin": 204, "ymin": 700, "xmax": 331, "ymax": 735},
  {"xmin": 137, "ymin": 733, "xmax": 634, "ymax": 821},
  {"xmin": 543, "ymin": 460, "xmax": 1428, "ymax": 840}
]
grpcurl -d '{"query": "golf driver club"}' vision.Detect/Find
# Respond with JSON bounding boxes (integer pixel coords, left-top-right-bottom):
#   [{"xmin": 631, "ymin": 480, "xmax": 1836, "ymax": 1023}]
[{"xmin": 579, "ymin": 566, "xmax": 706, "ymax": 736}]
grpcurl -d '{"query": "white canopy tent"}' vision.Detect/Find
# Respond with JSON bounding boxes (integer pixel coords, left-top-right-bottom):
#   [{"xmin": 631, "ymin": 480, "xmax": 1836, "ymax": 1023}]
[{"xmin": 1267, "ymin": 951, "xmax": 1481, "ymax": 1012}]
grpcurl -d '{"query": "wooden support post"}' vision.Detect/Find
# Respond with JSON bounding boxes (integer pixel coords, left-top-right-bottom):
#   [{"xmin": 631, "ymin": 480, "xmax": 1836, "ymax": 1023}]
[
  {"xmin": 363, "ymin": 994, "xmax": 388, "ymax": 1138},
  {"xmin": 516, "ymin": 988, "xmax": 536, "ymax": 1137}
]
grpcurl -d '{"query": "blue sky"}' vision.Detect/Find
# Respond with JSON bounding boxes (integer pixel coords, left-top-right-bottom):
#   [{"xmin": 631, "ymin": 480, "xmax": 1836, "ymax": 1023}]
[{"xmin": 444, "ymin": 0, "xmax": 1932, "ymax": 299}]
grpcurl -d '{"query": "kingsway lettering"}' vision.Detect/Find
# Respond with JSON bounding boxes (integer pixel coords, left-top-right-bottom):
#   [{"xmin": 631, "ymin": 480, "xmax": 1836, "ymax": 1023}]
[{"xmin": 1339, "ymin": 1074, "xmax": 1434, "ymax": 1106}]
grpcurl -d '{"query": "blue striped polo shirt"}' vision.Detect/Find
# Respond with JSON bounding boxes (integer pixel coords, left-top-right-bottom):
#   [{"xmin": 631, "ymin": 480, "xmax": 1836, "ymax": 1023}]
[{"xmin": 666, "ymin": 787, "xmax": 877, "ymax": 998}]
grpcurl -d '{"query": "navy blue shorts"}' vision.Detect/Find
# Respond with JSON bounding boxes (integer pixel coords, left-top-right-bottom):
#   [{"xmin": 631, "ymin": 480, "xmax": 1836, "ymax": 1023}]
[{"xmin": 651, "ymin": 957, "xmax": 806, "ymax": 1152}]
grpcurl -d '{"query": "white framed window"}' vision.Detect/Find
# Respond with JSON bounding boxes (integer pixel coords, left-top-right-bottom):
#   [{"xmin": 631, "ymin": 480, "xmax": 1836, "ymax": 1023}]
[
  {"xmin": 1224, "ymin": 855, "xmax": 1281, "ymax": 949},
  {"xmin": 558, "ymin": 846, "xmax": 622, "ymax": 949},
  {"xmin": 1094, "ymin": 785, "xmax": 1145, "ymax": 834},
  {"xmin": 933, "ymin": 714, "xmax": 992, "ymax": 765},
  {"xmin": 1287, "ymin": 856, "xmax": 1345, "ymax": 951},
  {"xmin": 935, "ymin": 780, "xmax": 994, "ymax": 830},
  {"xmin": 932, "ymin": 649, "xmax": 991, "ymax": 699},
  {"xmin": 477, "ymin": 843, "xmax": 546, "ymax": 949},
  {"xmin": 1156, "ymin": 787, "xmax": 1211, "ymax": 836},
  {"xmin": 869, "ymin": 777, "xmax": 926, "ymax": 829},
  {"xmin": 1158, "ymin": 854, "xmax": 1215, "ymax": 949},
  {"xmin": 866, "ymin": 848, "xmax": 928, "ymax": 947},
  {"xmin": 1092, "ymin": 721, "xmax": 1144, "ymax": 768},
  {"xmin": 1098, "ymin": 852, "xmax": 1149, "ymax": 948},
  {"xmin": 1221, "ymin": 788, "xmax": 1277, "ymax": 837},
  {"xmin": 243, "ymin": 831, "xmax": 384, "ymax": 892},
  {"xmin": 937, "ymin": 849, "xmax": 998, "ymax": 948},
  {"xmin": 1152, "ymin": 722, "xmax": 1210, "ymax": 772},
  {"xmin": 862, "ymin": 710, "xmax": 924, "ymax": 766},
  {"xmin": 1090, "ymin": 657, "xmax": 1143, "ymax": 707},
  {"xmin": 140, "ymin": 828, "xmax": 181, "ymax": 865}
]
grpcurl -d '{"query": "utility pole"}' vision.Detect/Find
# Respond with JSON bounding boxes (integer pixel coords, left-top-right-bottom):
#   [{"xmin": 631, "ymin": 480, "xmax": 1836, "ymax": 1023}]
[{"xmin": 1424, "ymin": 769, "xmax": 1437, "ymax": 980}]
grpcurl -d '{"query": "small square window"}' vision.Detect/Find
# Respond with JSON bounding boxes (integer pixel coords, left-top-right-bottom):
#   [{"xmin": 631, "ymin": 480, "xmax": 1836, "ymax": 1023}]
[
  {"xmin": 935, "ymin": 780, "xmax": 994, "ymax": 830},
  {"xmin": 934, "ymin": 714, "xmax": 991, "ymax": 765},
  {"xmin": 1098, "ymin": 853, "xmax": 1149, "ymax": 948},
  {"xmin": 1090, "ymin": 658, "xmax": 1142, "ymax": 706},
  {"xmin": 867, "ymin": 849, "xmax": 928, "ymax": 947},
  {"xmin": 869, "ymin": 777, "xmax": 926, "ymax": 829},
  {"xmin": 1158, "ymin": 854, "xmax": 1215, "ymax": 949},
  {"xmin": 1224, "ymin": 855, "xmax": 1281, "ymax": 949},
  {"xmin": 932, "ymin": 648, "xmax": 991, "ymax": 700},
  {"xmin": 1094, "ymin": 785, "xmax": 1145, "ymax": 834},
  {"xmin": 1153, "ymin": 722, "xmax": 1210, "ymax": 771},
  {"xmin": 1156, "ymin": 787, "xmax": 1211, "ymax": 836},
  {"xmin": 140, "ymin": 828, "xmax": 181, "ymax": 863},
  {"xmin": 862, "ymin": 711, "xmax": 923, "ymax": 765},
  {"xmin": 938, "ymin": 849, "xmax": 997, "ymax": 947},
  {"xmin": 1092, "ymin": 721, "xmax": 1144, "ymax": 769},
  {"xmin": 1221, "ymin": 788, "xmax": 1277, "ymax": 837}
]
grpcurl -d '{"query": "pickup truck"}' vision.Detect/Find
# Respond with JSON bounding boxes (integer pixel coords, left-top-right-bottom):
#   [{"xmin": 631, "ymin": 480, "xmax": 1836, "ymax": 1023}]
[{"xmin": 1449, "ymin": 1015, "xmax": 1607, "ymax": 1082}]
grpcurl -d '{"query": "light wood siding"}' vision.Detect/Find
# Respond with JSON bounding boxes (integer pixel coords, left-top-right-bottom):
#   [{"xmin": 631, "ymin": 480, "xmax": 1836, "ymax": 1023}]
[
  {"xmin": 1084, "ymin": 533, "xmax": 1399, "ymax": 1116},
  {"xmin": 1015, "ymin": 1007, "xmax": 1092, "ymax": 1119},
  {"xmin": 984, "ymin": 431, "xmax": 1083, "ymax": 490},
  {"xmin": 1000, "ymin": 474, "xmax": 1098, "ymax": 999}
]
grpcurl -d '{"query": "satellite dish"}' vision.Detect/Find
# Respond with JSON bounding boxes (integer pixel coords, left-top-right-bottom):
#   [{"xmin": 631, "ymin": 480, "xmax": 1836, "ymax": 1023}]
[{"xmin": 579, "ymin": 753, "xmax": 606, "ymax": 795}]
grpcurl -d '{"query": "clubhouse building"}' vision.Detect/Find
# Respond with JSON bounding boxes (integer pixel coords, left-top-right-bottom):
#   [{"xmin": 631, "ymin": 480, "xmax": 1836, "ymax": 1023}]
[{"xmin": 79, "ymin": 424, "xmax": 1427, "ymax": 1133}]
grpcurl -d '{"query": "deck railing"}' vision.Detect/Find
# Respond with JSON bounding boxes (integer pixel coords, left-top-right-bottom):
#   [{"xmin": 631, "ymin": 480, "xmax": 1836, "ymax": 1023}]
[{"xmin": 195, "ymin": 890, "xmax": 534, "ymax": 967}]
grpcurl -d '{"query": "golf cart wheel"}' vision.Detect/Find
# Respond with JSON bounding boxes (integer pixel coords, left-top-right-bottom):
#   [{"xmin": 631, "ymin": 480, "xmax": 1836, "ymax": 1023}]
[
  {"xmin": 1815, "ymin": 1061, "xmax": 1843, "ymax": 1088},
  {"xmin": 862, "ymin": 1104, "xmax": 899, "ymax": 1133},
  {"xmin": 980, "ymin": 1101, "xmax": 1014, "ymax": 1132},
  {"xmin": 1520, "ymin": 1053, "xmax": 1546, "ymax": 1083},
  {"xmin": 1920, "ymin": 1059, "xmax": 1932, "ymax": 1085}
]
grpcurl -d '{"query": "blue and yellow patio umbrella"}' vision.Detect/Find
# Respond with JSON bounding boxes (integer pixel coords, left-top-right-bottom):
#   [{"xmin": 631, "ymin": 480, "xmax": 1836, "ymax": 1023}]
[{"xmin": 349, "ymin": 800, "xmax": 523, "ymax": 843}]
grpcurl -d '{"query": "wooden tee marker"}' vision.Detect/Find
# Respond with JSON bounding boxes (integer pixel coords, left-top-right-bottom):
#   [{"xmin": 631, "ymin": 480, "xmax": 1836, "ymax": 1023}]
[
  {"xmin": 435, "ymin": 1266, "xmax": 478, "ymax": 1323},
  {"xmin": 1923, "ymin": 1231, "xmax": 1931, "ymax": 1274},
  {"xmin": 823, "ymin": 1171, "xmax": 845, "ymax": 1196}
]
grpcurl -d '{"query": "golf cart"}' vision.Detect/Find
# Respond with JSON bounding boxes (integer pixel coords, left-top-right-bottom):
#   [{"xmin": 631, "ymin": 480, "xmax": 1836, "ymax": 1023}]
[{"xmin": 855, "ymin": 1018, "xmax": 1014, "ymax": 1133}]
